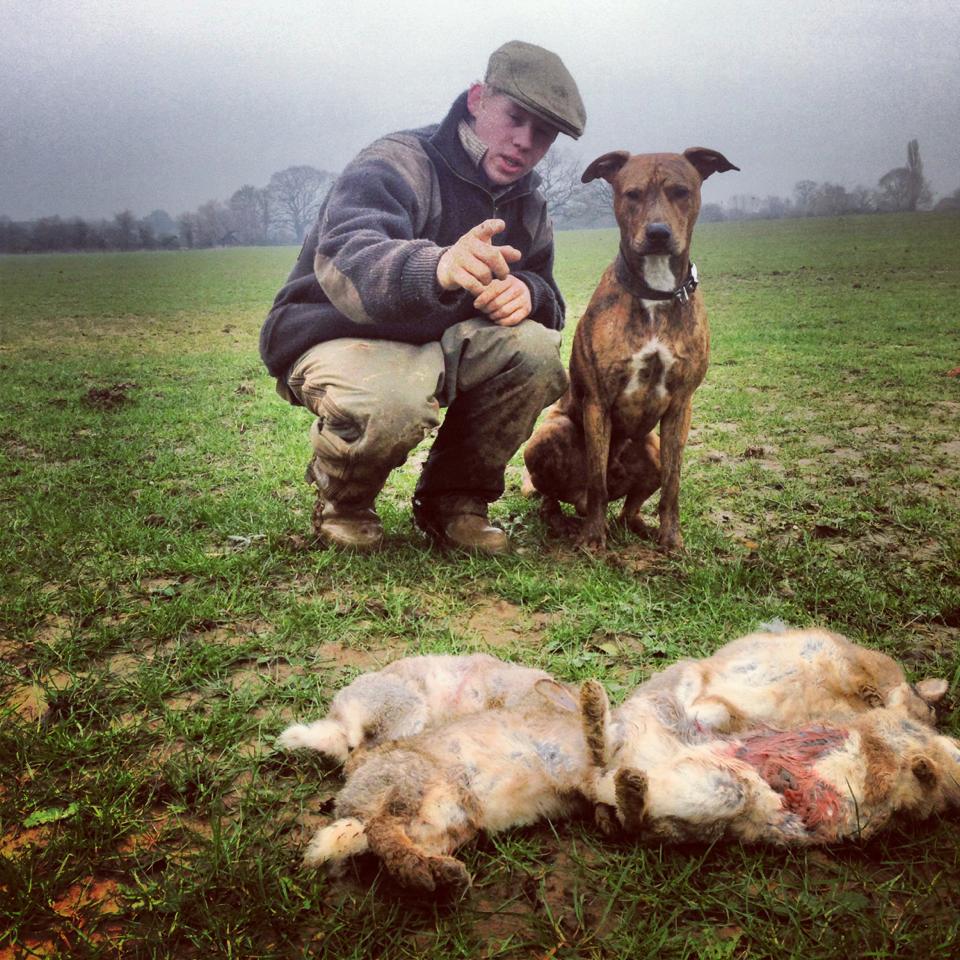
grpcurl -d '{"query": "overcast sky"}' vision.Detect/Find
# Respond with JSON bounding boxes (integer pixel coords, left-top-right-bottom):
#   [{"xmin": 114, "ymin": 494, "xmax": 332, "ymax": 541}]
[{"xmin": 2, "ymin": 0, "xmax": 958, "ymax": 221}]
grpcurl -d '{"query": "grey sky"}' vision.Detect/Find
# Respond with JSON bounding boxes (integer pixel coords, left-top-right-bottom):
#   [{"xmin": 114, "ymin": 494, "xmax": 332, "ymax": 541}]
[{"xmin": 2, "ymin": 0, "xmax": 958, "ymax": 221}]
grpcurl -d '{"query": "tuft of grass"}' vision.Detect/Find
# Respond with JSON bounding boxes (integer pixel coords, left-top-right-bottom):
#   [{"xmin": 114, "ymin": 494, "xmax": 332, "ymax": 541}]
[{"xmin": 2, "ymin": 213, "xmax": 959, "ymax": 957}]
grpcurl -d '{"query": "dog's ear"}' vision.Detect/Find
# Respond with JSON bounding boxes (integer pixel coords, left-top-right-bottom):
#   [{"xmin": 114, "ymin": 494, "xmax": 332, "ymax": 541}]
[
  {"xmin": 581, "ymin": 151, "xmax": 630, "ymax": 184},
  {"xmin": 915, "ymin": 678, "xmax": 949, "ymax": 704},
  {"xmin": 683, "ymin": 147, "xmax": 740, "ymax": 181}
]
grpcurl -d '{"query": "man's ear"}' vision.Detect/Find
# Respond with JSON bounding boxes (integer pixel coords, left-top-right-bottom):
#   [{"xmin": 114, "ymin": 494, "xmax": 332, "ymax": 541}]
[
  {"xmin": 466, "ymin": 82, "xmax": 486, "ymax": 121},
  {"xmin": 682, "ymin": 147, "xmax": 740, "ymax": 181},
  {"xmin": 581, "ymin": 151, "xmax": 630, "ymax": 184}
]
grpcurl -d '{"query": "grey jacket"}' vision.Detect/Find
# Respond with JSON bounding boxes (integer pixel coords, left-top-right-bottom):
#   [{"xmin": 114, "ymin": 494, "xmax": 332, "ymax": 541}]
[{"xmin": 259, "ymin": 92, "xmax": 565, "ymax": 382}]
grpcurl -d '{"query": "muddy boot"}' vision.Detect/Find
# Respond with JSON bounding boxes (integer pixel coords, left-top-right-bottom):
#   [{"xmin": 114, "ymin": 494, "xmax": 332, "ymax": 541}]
[
  {"xmin": 413, "ymin": 502, "xmax": 508, "ymax": 555},
  {"xmin": 307, "ymin": 460, "xmax": 383, "ymax": 551},
  {"xmin": 312, "ymin": 497, "xmax": 383, "ymax": 551}
]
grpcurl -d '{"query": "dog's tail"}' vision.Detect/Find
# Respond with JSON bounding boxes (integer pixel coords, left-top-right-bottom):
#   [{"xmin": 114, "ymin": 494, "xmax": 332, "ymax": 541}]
[
  {"xmin": 303, "ymin": 817, "xmax": 368, "ymax": 869},
  {"xmin": 276, "ymin": 720, "xmax": 350, "ymax": 763}
]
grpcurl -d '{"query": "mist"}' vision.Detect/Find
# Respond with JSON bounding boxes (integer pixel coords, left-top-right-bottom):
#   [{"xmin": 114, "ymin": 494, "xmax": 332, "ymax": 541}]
[{"xmin": 2, "ymin": 0, "xmax": 957, "ymax": 221}]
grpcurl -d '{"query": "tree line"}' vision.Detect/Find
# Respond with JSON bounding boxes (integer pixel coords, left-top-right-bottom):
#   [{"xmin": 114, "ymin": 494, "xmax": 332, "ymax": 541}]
[
  {"xmin": 547, "ymin": 140, "xmax": 960, "ymax": 227},
  {"xmin": 0, "ymin": 165, "xmax": 335, "ymax": 254},
  {"xmin": 1, "ymin": 141, "xmax": 957, "ymax": 254}
]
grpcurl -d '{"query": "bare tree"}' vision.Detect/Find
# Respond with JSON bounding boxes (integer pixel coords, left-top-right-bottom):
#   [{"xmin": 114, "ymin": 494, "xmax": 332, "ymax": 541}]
[
  {"xmin": 230, "ymin": 185, "xmax": 273, "ymax": 245},
  {"xmin": 906, "ymin": 139, "xmax": 926, "ymax": 211},
  {"xmin": 699, "ymin": 202, "xmax": 725, "ymax": 222},
  {"xmin": 536, "ymin": 148, "xmax": 582, "ymax": 221},
  {"xmin": 877, "ymin": 167, "xmax": 911, "ymax": 211},
  {"xmin": 561, "ymin": 178, "xmax": 615, "ymax": 227},
  {"xmin": 253, "ymin": 186, "xmax": 273, "ymax": 244},
  {"xmin": 112, "ymin": 209, "xmax": 137, "ymax": 250},
  {"xmin": 65, "ymin": 216, "xmax": 91, "ymax": 249},
  {"xmin": 848, "ymin": 185, "xmax": 876, "ymax": 213},
  {"xmin": 137, "ymin": 221, "xmax": 157, "ymax": 250},
  {"xmin": 793, "ymin": 180, "xmax": 818, "ymax": 216},
  {"xmin": 177, "ymin": 212, "xmax": 198, "ymax": 249},
  {"xmin": 194, "ymin": 200, "xmax": 235, "ymax": 247},
  {"xmin": 809, "ymin": 183, "xmax": 850, "ymax": 217},
  {"xmin": 878, "ymin": 139, "xmax": 932, "ymax": 212},
  {"xmin": 268, "ymin": 165, "xmax": 335, "ymax": 242}
]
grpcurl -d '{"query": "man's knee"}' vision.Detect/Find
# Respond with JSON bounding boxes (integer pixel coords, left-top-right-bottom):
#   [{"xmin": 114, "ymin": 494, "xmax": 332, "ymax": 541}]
[
  {"xmin": 444, "ymin": 319, "xmax": 567, "ymax": 400},
  {"xmin": 508, "ymin": 321, "xmax": 567, "ymax": 393},
  {"xmin": 311, "ymin": 388, "xmax": 440, "ymax": 468}
]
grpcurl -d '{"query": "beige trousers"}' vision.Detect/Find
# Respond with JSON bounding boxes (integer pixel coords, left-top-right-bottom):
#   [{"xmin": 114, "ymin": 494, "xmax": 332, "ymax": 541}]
[{"xmin": 283, "ymin": 318, "xmax": 566, "ymax": 515}]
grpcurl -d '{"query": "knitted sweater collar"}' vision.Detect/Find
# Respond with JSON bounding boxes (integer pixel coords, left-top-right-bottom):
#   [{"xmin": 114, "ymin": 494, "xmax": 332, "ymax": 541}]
[{"xmin": 429, "ymin": 92, "xmax": 541, "ymax": 199}]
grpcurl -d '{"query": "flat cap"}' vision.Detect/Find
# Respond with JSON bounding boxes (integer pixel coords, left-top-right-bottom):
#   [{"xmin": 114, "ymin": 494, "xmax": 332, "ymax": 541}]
[{"xmin": 485, "ymin": 40, "xmax": 586, "ymax": 139}]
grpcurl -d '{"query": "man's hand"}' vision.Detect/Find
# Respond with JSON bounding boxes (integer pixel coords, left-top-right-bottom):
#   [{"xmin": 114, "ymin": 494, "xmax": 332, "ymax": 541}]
[
  {"xmin": 473, "ymin": 275, "xmax": 532, "ymax": 326},
  {"xmin": 436, "ymin": 219, "xmax": 522, "ymax": 296}
]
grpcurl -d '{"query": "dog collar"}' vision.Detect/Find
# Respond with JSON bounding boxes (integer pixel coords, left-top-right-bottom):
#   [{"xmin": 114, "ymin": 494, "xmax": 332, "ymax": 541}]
[{"xmin": 615, "ymin": 253, "xmax": 699, "ymax": 304}]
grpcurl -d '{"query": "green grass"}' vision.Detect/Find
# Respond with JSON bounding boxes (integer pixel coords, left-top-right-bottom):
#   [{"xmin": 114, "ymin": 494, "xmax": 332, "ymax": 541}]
[{"xmin": 1, "ymin": 212, "xmax": 959, "ymax": 958}]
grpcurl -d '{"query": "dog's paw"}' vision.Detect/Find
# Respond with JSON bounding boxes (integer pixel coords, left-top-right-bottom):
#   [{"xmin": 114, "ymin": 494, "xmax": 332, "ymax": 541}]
[
  {"xmin": 620, "ymin": 513, "xmax": 655, "ymax": 541},
  {"xmin": 657, "ymin": 527, "xmax": 684, "ymax": 553},
  {"xmin": 574, "ymin": 522, "xmax": 607, "ymax": 551},
  {"xmin": 539, "ymin": 499, "xmax": 581, "ymax": 538}
]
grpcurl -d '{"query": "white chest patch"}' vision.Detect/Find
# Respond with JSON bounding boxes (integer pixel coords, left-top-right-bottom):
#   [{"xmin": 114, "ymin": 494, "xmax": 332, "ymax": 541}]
[{"xmin": 623, "ymin": 336, "xmax": 677, "ymax": 399}]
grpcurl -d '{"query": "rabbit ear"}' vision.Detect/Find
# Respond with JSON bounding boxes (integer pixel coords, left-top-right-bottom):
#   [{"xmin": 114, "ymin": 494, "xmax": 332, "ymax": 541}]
[
  {"xmin": 915, "ymin": 678, "xmax": 948, "ymax": 704},
  {"xmin": 534, "ymin": 678, "xmax": 579, "ymax": 713}
]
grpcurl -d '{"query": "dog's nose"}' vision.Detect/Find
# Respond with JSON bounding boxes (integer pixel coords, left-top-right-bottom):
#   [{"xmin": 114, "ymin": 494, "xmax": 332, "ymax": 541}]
[{"xmin": 645, "ymin": 223, "xmax": 672, "ymax": 243}]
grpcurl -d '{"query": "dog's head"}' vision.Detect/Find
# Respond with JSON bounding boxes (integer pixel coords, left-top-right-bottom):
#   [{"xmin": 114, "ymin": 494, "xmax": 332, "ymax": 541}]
[{"xmin": 582, "ymin": 148, "xmax": 738, "ymax": 259}]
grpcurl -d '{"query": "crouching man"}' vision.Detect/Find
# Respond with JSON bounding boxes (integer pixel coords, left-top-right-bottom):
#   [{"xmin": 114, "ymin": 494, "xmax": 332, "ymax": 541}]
[{"xmin": 259, "ymin": 41, "xmax": 585, "ymax": 553}]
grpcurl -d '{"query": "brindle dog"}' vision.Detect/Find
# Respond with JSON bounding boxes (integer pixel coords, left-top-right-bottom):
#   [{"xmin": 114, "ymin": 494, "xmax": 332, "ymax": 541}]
[{"xmin": 524, "ymin": 148, "xmax": 738, "ymax": 549}]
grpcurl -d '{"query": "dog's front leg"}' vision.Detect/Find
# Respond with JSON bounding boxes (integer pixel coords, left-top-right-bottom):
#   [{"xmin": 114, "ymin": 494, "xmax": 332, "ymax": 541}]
[
  {"xmin": 657, "ymin": 399, "xmax": 693, "ymax": 552},
  {"xmin": 577, "ymin": 398, "xmax": 612, "ymax": 548}
]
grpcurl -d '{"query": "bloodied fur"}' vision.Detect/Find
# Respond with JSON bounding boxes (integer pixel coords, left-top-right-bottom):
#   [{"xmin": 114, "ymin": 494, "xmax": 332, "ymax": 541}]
[{"xmin": 597, "ymin": 708, "xmax": 960, "ymax": 847}]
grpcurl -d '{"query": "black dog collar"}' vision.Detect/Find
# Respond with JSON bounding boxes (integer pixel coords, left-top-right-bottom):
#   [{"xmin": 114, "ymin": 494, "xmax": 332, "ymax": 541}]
[{"xmin": 615, "ymin": 253, "xmax": 699, "ymax": 304}]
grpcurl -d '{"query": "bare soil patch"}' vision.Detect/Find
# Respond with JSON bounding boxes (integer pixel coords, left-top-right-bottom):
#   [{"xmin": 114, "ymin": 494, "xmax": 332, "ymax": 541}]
[
  {"xmin": 466, "ymin": 598, "xmax": 560, "ymax": 649},
  {"xmin": 82, "ymin": 381, "xmax": 137, "ymax": 410}
]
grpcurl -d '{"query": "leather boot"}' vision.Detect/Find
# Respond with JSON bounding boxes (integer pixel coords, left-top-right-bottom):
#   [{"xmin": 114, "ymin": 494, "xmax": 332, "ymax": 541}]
[
  {"xmin": 311, "ymin": 494, "xmax": 383, "ymax": 551},
  {"xmin": 415, "ymin": 511, "xmax": 509, "ymax": 555},
  {"xmin": 306, "ymin": 458, "xmax": 383, "ymax": 551}
]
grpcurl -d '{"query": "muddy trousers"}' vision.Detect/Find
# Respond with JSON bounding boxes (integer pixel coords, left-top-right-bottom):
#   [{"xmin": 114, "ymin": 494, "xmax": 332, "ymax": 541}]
[{"xmin": 284, "ymin": 318, "xmax": 567, "ymax": 517}]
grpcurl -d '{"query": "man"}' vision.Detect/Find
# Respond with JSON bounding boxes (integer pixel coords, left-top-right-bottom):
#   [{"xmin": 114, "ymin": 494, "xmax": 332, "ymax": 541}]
[{"xmin": 259, "ymin": 41, "xmax": 585, "ymax": 553}]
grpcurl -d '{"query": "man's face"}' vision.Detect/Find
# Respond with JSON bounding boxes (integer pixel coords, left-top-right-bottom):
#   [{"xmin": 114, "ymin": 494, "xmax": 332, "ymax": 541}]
[{"xmin": 466, "ymin": 84, "xmax": 559, "ymax": 185}]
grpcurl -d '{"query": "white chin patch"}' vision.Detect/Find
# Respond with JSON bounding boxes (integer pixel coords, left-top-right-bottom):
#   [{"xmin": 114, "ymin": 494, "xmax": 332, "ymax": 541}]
[{"xmin": 642, "ymin": 255, "xmax": 676, "ymax": 292}]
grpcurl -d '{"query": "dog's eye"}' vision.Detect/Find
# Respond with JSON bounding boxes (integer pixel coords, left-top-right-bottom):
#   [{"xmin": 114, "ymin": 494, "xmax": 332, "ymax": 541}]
[
  {"xmin": 624, "ymin": 188, "xmax": 643, "ymax": 201},
  {"xmin": 670, "ymin": 186, "xmax": 691, "ymax": 200}
]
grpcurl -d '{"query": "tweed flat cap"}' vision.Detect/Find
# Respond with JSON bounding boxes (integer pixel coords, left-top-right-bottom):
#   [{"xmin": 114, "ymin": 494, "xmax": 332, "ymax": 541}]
[{"xmin": 485, "ymin": 40, "xmax": 586, "ymax": 139}]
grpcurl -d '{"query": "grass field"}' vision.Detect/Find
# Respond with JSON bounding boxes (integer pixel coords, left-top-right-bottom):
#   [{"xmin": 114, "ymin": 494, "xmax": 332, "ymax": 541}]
[{"xmin": 2, "ymin": 212, "xmax": 959, "ymax": 959}]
